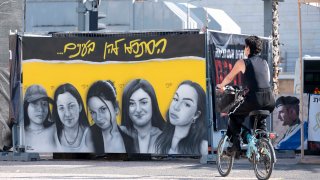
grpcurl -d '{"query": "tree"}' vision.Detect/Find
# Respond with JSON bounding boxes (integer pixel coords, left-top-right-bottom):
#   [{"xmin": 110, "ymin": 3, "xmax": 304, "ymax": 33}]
[{"xmin": 272, "ymin": 0, "xmax": 280, "ymax": 95}]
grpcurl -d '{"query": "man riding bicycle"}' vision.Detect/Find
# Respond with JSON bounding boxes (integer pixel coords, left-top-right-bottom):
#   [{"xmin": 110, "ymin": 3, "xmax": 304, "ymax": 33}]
[{"xmin": 217, "ymin": 35, "xmax": 275, "ymax": 158}]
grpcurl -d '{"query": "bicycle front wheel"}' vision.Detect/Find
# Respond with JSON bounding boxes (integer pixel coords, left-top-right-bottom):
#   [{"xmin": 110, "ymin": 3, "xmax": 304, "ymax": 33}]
[
  {"xmin": 217, "ymin": 134, "xmax": 234, "ymax": 177},
  {"xmin": 253, "ymin": 138, "xmax": 275, "ymax": 180}
]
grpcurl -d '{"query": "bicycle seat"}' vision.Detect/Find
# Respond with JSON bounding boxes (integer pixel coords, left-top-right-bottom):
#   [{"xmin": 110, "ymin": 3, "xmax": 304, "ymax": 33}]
[{"xmin": 249, "ymin": 110, "xmax": 270, "ymax": 120}]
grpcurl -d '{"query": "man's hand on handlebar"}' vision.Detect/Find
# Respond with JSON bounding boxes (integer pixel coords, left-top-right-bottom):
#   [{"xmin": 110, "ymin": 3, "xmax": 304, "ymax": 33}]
[
  {"xmin": 216, "ymin": 84, "xmax": 225, "ymax": 93},
  {"xmin": 220, "ymin": 112, "xmax": 228, "ymax": 117}
]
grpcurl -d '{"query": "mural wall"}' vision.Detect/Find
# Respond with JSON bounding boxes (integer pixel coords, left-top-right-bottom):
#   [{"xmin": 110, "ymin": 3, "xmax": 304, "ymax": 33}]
[
  {"xmin": 308, "ymin": 94, "xmax": 320, "ymax": 151},
  {"xmin": 272, "ymin": 94, "xmax": 309, "ymax": 150},
  {"xmin": 13, "ymin": 32, "xmax": 208, "ymax": 155}
]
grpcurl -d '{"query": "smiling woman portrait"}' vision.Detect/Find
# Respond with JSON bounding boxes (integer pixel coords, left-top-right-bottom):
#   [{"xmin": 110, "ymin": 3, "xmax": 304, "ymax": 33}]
[
  {"xmin": 52, "ymin": 83, "xmax": 94, "ymax": 152},
  {"xmin": 120, "ymin": 79, "xmax": 165, "ymax": 153},
  {"xmin": 23, "ymin": 84, "xmax": 56, "ymax": 152},
  {"xmin": 155, "ymin": 80, "xmax": 208, "ymax": 155},
  {"xmin": 87, "ymin": 80, "xmax": 135, "ymax": 154}
]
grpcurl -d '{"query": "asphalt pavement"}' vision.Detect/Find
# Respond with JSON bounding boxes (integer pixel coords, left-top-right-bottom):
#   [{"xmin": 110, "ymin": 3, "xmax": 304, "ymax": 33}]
[{"xmin": 1, "ymin": 154, "xmax": 320, "ymax": 179}]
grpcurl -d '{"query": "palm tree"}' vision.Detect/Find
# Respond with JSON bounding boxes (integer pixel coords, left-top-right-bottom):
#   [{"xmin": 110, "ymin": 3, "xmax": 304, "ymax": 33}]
[{"xmin": 272, "ymin": 0, "xmax": 280, "ymax": 95}]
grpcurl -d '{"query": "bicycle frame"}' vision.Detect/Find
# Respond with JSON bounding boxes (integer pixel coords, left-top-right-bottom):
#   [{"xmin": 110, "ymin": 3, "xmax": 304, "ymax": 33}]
[
  {"xmin": 249, "ymin": 113, "xmax": 276, "ymax": 162},
  {"xmin": 245, "ymin": 133, "xmax": 259, "ymax": 160}
]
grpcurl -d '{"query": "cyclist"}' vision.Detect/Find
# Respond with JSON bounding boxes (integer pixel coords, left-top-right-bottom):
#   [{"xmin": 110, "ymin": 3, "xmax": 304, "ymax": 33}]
[{"xmin": 217, "ymin": 35, "xmax": 275, "ymax": 158}]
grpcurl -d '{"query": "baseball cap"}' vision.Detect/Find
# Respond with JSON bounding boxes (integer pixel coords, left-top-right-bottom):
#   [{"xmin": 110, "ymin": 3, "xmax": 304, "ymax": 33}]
[{"xmin": 24, "ymin": 85, "xmax": 53, "ymax": 103}]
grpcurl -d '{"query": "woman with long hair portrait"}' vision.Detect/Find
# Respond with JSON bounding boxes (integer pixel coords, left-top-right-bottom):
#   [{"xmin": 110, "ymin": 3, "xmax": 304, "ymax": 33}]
[
  {"xmin": 24, "ymin": 84, "xmax": 56, "ymax": 152},
  {"xmin": 155, "ymin": 80, "xmax": 208, "ymax": 155},
  {"xmin": 52, "ymin": 83, "xmax": 94, "ymax": 152},
  {"xmin": 87, "ymin": 80, "xmax": 135, "ymax": 153},
  {"xmin": 121, "ymin": 79, "xmax": 165, "ymax": 153}
]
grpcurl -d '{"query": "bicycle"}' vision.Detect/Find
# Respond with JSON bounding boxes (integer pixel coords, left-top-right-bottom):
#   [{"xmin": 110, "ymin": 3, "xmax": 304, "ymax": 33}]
[{"xmin": 216, "ymin": 85, "xmax": 276, "ymax": 180}]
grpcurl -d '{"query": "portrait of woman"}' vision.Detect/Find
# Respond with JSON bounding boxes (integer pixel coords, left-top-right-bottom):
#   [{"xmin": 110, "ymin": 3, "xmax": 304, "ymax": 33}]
[
  {"xmin": 87, "ymin": 80, "xmax": 135, "ymax": 154},
  {"xmin": 52, "ymin": 83, "xmax": 94, "ymax": 152},
  {"xmin": 121, "ymin": 79, "xmax": 165, "ymax": 153},
  {"xmin": 24, "ymin": 84, "xmax": 56, "ymax": 152},
  {"xmin": 155, "ymin": 80, "xmax": 208, "ymax": 155}
]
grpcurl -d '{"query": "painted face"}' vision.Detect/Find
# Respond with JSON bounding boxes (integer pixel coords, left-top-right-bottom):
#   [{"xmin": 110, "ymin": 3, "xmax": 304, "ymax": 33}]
[
  {"xmin": 277, "ymin": 105, "xmax": 290, "ymax": 126},
  {"xmin": 57, "ymin": 92, "xmax": 81, "ymax": 128},
  {"xmin": 88, "ymin": 96, "xmax": 116, "ymax": 130},
  {"xmin": 129, "ymin": 88, "xmax": 152, "ymax": 127},
  {"xmin": 169, "ymin": 84, "xmax": 199, "ymax": 126},
  {"xmin": 27, "ymin": 99, "xmax": 49, "ymax": 125}
]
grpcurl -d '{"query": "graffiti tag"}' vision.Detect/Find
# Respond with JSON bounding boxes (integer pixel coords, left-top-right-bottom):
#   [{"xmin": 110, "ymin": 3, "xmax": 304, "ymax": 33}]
[
  {"xmin": 124, "ymin": 39, "xmax": 167, "ymax": 58},
  {"xmin": 103, "ymin": 38, "xmax": 125, "ymax": 59},
  {"xmin": 59, "ymin": 40, "xmax": 96, "ymax": 58}
]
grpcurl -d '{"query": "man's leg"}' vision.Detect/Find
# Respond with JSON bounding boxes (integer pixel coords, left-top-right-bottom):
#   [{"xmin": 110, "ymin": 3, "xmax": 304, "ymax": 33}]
[
  {"xmin": 228, "ymin": 114, "xmax": 246, "ymax": 157},
  {"xmin": 226, "ymin": 94, "xmax": 257, "ymax": 156},
  {"xmin": 229, "ymin": 117, "xmax": 241, "ymax": 151},
  {"xmin": 257, "ymin": 118, "xmax": 268, "ymax": 138}
]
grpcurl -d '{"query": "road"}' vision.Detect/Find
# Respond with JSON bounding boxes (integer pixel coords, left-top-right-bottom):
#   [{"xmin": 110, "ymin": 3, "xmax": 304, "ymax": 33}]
[{"xmin": 0, "ymin": 156, "xmax": 319, "ymax": 179}]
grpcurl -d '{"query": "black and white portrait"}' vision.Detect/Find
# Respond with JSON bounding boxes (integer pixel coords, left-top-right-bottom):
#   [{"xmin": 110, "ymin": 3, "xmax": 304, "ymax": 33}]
[
  {"xmin": 52, "ymin": 83, "xmax": 94, "ymax": 152},
  {"xmin": 120, "ymin": 79, "xmax": 165, "ymax": 153},
  {"xmin": 87, "ymin": 80, "xmax": 135, "ymax": 154},
  {"xmin": 155, "ymin": 80, "xmax": 208, "ymax": 155},
  {"xmin": 23, "ymin": 85, "xmax": 56, "ymax": 152}
]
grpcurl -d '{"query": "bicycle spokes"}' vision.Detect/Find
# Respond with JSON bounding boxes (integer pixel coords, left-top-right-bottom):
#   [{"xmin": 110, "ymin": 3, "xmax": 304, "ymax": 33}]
[
  {"xmin": 253, "ymin": 139, "xmax": 275, "ymax": 180},
  {"xmin": 217, "ymin": 135, "xmax": 234, "ymax": 177}
]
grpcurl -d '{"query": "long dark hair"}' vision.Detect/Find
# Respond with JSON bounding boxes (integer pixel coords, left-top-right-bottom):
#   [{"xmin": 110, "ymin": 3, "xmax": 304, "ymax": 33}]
[
  {"xmin": 52, "ymin": 83, "xmax": 90, "ymax": 141},
  {"xmin": 121, "ymin": 79, "xmax": 165, "ymax": 131},
  {"xmin": 155, "ymin": 80, "xmax": 207, "ymax": 154},
  {"xmin": 86, "ymin": 80, "xmax": 118, "ymax": 134}
]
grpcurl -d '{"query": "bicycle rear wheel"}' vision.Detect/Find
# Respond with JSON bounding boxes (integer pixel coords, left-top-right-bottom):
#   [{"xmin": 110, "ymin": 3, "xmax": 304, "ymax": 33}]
[
  {"xmin": 217, "ymin": 134, "xmax": 235, "ymax": 177},
  {"xmin": 253, "ymin": 138, "xmax": 275, "ymax": 180}
]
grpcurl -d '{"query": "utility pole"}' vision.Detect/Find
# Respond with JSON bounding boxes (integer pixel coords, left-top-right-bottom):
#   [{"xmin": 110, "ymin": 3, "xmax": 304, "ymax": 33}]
[
  {"xmin": 88, "ymin": 0, "xmax": 100, "ymax": 31},
  {"xmin": 77, "ymin": 0, "xmax": 86, "ymax": 31},
  {"xmin": 79, "ymin": 0, "xmax": 101, "ymax": 31}
]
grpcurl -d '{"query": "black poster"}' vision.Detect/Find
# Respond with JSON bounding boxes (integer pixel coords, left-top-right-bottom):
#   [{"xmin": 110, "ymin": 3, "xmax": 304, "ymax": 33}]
[
  {"xmin": 23, "ymin": 33, "xmax": 205, "ymax": 61},
  {"xmin": 209, "ymin": 31, "xmax": 270, "ymax": 130}
]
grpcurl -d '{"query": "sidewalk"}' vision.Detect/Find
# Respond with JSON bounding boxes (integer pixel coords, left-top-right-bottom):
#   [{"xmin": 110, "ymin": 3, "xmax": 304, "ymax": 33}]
[
  {"xmin": 299, "ymin": 155, "xmax": 320, "ymax": 164},
  {"xmin": 1, "ymin": 154, "xmax": 320, "ymax": 180}
]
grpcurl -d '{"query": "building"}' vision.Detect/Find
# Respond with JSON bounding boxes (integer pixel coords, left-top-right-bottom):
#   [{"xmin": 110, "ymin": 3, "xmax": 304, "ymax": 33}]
[
  {"xmin": 1, "ymin": 0, "xmax": 319, "ymax": 76},
  {"xmin": 0, "ymin": 0, "xmax": 23, "ymax": 67}
]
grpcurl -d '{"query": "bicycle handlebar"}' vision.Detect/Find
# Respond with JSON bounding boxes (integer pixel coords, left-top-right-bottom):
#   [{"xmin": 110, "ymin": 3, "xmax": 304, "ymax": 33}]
[{"xmin": 216, "ymin": 85, "xmax": 245, "ymax": 95}]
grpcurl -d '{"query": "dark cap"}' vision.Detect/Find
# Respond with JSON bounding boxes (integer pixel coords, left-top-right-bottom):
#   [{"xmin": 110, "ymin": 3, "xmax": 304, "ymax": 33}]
[
  {"xmin": 275, "ymin": 96, "xmax": 300, "ymax": 108},
  {"xmin": 24, "ymin": 85, "xmax": 53, "ymax": 103}
]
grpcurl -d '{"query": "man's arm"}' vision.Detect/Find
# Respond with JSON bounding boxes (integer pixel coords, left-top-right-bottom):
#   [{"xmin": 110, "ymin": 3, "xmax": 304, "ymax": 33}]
[{"xmin": 217, "ymin": 59, "xmax": 245, "ymax": 89}]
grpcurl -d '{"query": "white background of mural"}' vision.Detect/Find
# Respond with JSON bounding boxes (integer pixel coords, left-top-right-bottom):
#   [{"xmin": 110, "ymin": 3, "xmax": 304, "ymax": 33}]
[{"xmin": 308, "ymin": 94, "xmax": 320, "ymax": 142}]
